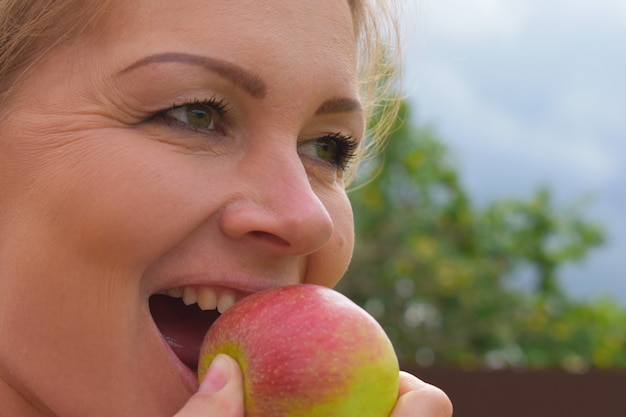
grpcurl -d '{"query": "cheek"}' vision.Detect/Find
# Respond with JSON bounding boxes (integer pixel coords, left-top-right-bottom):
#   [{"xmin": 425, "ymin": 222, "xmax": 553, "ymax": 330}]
[
  {"xmin": 3, "ymin": 126, "xmax": 214, "ymax": 272},
  {"xmin": 305, "ymin": 190, "xmax": 354, "ymax": 288}
]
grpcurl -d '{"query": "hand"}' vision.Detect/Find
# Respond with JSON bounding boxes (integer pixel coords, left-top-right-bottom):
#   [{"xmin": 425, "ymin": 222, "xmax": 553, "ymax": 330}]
[
  {"xmin": 173, "ymin": 356, "xmax": 451, "ymax": 417},
  {"xmin": 391, "ymin": 371, "xmax": 453, "ymax": 417},
  {"xmin": 174, "ymin": 354, "xmax": 244, "ymax": 417}
]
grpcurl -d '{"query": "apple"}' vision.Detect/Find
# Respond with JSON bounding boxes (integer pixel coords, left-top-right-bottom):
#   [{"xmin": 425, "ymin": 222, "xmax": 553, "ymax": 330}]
[{"xmin": 198, "ymin": 283, "xmax": 399, "ymax": 417}]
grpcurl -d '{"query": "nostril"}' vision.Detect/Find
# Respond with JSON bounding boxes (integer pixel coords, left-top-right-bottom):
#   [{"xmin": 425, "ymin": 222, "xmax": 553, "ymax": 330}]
[{"xmin": 250, "ymin": 230, "xmax": 290, "ymax": 247}]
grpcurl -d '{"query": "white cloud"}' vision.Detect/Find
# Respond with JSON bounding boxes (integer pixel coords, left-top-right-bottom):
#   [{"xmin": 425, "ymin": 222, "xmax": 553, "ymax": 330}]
[
  {"xmin": 413, "ymin": 57, "xmax": 617, "ymax": 188},
  {"xmin": 423, "ymin": 0, "xmax": 531, "ymax": 44}
]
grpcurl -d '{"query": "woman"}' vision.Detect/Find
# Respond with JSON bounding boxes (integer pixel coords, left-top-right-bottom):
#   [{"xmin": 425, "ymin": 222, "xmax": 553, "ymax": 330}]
[{"xmin": 0, "ymin": 0, "xmax": 452, "ymax": 416}]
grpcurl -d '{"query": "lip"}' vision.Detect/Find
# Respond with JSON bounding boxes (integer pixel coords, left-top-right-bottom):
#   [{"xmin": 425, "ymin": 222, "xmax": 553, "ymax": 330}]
[
  {"xmin": 147, "ymin": 275, "xmax": 294, "ymax": 299},
  {"xmin": 153, "ymin": 319, "xmax": 200, "ymax": 393}
]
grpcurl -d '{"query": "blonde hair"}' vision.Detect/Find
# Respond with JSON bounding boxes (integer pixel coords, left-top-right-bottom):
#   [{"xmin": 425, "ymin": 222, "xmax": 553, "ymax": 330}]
[
  {"xmin": 0, "ymin": 0, "xmax": 402, "ymax": 183},
  {"xmin": 348, "ymin": 0, "xmax": 403, "ymax": 185},
  {"xmin": 0, "ymin": 1, "xmax": 112, "ymax": 106}
]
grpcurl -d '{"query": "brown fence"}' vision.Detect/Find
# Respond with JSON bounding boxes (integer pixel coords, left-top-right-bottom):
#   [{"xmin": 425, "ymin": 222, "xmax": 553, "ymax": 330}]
[{"xmin": 407, "ymin": 367, "xmax": 626, "ymax": 417}]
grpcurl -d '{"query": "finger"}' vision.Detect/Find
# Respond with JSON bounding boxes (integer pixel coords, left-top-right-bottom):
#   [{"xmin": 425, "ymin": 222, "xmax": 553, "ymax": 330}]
[
  {"xmin": 391, "ymin": 371, "xmax": 453, "ymax": 417},
  {"xmin": 174, "ymin": 354, "xmax": 245, "ymax": 417}
]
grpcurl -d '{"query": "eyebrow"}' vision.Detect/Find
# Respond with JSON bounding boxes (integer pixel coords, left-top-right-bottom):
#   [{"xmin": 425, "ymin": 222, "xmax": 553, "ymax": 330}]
[
  {"xmin": 119, "ymin": 52, "xmax": 363, "ymax": 116},
  {"xmin": 118, "ymin": 52, "xmax": 267, "ymax": 99},
  {"xmin": 316, "ymin": 97, "xmax": 364, "ymax": 116}
]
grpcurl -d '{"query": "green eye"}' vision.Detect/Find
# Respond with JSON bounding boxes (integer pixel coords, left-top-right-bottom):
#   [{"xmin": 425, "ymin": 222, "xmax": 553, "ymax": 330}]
[
  {"xmin": 155, "ymin": 97, "xmax": 229, "ymax": 133},
  {"xmin": 300, "ymin": 133, "xmax": 358, "ymax": 170},
  {"xmin": 315, "ymin": 138, "xmax": 338, "ymax": 161},
  {"xmin": 172, "ymin": 103, "xmax": 216, "ymax": 130}
]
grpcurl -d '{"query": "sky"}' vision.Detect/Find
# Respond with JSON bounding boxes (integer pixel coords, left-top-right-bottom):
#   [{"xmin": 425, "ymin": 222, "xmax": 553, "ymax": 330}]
[{"xmin": 403, "ymin": 0, "xmax": 626, "ymax": 303}]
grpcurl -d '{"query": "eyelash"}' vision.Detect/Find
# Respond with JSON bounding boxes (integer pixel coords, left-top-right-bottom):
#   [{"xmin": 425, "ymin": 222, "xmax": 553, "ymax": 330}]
[
  {"xmin": 311, "ymin": 132, "xmax": 359, "ymax": 171},
  {"xmin": 151, "ymin": 98, "xmax": 359, "ymax": 170}
]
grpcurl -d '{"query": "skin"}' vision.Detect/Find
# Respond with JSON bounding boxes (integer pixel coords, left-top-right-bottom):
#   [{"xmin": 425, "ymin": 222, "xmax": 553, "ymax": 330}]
[{"xmin": 0, "ymin": 0, "xmax": 452, "ymax": 416}]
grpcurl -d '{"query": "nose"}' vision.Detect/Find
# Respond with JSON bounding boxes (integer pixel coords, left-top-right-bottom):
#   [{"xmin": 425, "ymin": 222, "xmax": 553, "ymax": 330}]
[{"xmin": 218, "ymin": 144, "xmax": 334, "ymax": 256}]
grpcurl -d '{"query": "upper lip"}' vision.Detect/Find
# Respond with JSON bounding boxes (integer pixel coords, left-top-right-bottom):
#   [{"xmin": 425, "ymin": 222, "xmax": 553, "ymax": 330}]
[
  {"xmin": 144, "ymin": 260, "xmax": 305, "ymax": 298},
  {"xmin": 148, "ymin": 276, "xmax": 295, "ymax": 298}
]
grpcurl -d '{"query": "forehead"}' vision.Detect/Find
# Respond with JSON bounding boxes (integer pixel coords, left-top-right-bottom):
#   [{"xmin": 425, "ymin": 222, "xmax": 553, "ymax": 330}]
[{"xmin": 87, "ymin": 0, "xmax": 358, "ymax": 79}]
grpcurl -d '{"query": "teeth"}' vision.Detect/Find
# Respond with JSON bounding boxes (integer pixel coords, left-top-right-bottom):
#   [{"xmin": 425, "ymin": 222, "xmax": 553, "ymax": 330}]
[
  {"xmin": 162, "ymin": 286, "xmax": 238, "ymax": 313},
  {"xmin": 197, "ymin": 287, "xmax": 218, "ymax": 311},
  {"xmin": 168, "ymin": 287, "xmax": 183, "ymax": 298},
  {"xmin": 182, "ymin": 287, "xmax": 198, "ymax": 306},
  {"xmin": 217, "ymin": 290, "xmax": 236, "ymax": 314}
]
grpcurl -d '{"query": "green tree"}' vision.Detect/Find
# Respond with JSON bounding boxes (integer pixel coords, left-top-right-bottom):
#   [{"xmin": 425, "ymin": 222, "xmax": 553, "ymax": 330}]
[{"xmin": 338, "ymin": 100, "xmax": 623, "ymax": 370}]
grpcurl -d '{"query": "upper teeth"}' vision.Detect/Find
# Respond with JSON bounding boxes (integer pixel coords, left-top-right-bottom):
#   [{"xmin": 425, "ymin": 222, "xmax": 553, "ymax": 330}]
[{"xmin": 162, "ymin": 286, "xmax": 238, "ymax": 314}]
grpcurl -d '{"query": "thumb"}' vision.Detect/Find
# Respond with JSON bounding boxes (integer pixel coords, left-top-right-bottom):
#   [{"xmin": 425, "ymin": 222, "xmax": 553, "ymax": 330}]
[{"xmin": 174, "ymin": 354, "xmax": 245, "ymax": 417}]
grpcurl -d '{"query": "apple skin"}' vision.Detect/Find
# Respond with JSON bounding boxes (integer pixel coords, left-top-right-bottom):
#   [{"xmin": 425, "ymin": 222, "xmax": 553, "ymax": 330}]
[{"xmin": 198, "ymin": 284, "xmax": 399, "ymax": 417}]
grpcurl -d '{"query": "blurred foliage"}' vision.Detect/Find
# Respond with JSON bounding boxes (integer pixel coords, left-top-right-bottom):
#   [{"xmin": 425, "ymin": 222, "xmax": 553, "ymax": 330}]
[{"xmin": 338, "ymin": 100, "xmax": 626, "ymax": 371}]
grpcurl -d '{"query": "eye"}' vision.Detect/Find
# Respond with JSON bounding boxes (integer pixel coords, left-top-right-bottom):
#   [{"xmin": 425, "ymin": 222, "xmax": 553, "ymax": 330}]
[
  {"xmin": 170, "ymin": 103, "xmax": 215, "ymax": 130},
  {"xmin": 300, "ymin": 133, "xmax": 359, "ymax": 171},
  {"xmin": 152, "ymin": 97, "xmax": 229, "ymax": 133}
]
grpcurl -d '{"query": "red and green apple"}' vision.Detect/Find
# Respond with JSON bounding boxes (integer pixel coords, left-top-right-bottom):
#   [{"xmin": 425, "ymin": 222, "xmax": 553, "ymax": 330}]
[{"xmin": 198, "ymin": 283, "xmax": 399, "ymax": 417}]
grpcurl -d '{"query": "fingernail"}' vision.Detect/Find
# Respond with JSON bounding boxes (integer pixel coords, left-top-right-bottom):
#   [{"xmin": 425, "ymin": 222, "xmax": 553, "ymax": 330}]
[{"xmin": 199, "ymin": 354, "xmax": 230, "ymax": 393}]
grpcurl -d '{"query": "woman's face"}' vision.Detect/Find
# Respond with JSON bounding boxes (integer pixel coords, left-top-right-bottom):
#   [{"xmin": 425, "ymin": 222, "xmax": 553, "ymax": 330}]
[{"xmin": 0, "ymin": 0, "xmax": 361, "ymax": 415}]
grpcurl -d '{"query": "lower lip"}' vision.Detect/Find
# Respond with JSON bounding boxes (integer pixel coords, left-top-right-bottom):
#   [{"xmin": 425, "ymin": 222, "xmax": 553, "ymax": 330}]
[{"xmin": 156, "ymin": 327, "xmax": 200, "ymax": 393}]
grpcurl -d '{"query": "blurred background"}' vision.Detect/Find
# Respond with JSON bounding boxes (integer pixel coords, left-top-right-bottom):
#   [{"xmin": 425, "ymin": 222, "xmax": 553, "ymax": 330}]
[
  {"xmin": 406, "ymin": 0, "xmax": 626, "ymax": 304},
  {"xmin": 340, "ymin": 0, "xmax": 626, "ymax": 415}
]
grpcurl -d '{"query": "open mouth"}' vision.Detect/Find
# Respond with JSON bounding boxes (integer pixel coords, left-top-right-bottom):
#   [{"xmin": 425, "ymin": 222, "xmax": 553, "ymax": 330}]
[{"xmin": 149, "ymin": 287, "xmax": 241, "ymax": 373}]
